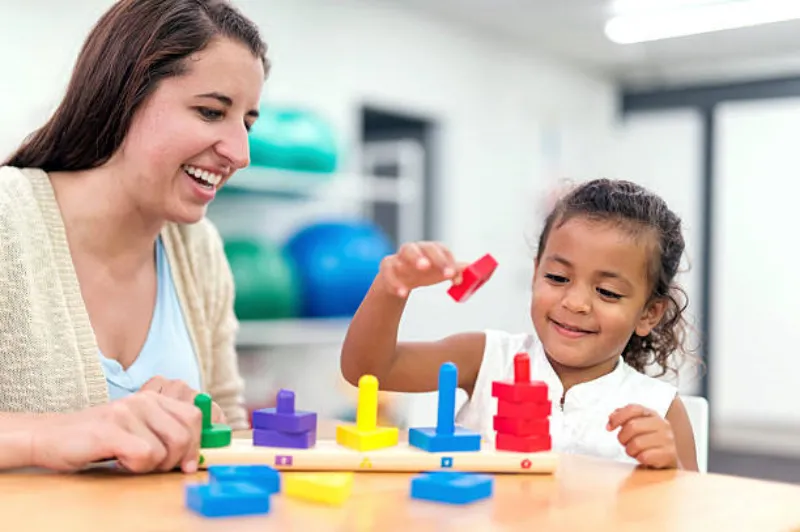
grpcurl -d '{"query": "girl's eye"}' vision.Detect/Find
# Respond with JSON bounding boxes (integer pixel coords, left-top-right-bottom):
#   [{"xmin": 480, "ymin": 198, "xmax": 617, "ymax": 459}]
[
  {"xmin": 545, "ymin": 273, "xmax": 568, "ymax": 284},
  {"xmin": 597, "ymin": 287, "xmax": 623, "ymax": 300}
]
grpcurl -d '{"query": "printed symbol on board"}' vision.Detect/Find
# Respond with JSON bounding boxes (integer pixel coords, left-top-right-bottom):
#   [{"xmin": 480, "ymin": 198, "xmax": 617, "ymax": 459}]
[
  {"xmin": 275, "ymin": 455, "xmax": 293, "ymax": 466},
  {"xmin": 360, "ymin": 457, "xmax": 372, "ymax": 469},
  {"xmin": 521, "ymin": 459, "xmax": 532, "ymax": 470},
  {"xmin": 441, "ymin": 457, "xmax": 453, "ymax": 468}
]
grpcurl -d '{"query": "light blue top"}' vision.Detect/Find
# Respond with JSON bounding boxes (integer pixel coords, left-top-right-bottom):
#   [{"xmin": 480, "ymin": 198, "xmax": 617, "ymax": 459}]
[{"xmin": 99, "ymin": 237, "xmax": 201, "ymax": 400}]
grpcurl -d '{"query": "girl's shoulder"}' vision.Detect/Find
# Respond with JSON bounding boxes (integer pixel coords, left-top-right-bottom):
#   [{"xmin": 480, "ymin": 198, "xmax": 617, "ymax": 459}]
[
  {"xmin": 616, "ymin": 361, "xmax": 678, "ymax": 418},
  {"xmin": 483, "ymin": 329, "xmax": 537, "ymax": 361}
]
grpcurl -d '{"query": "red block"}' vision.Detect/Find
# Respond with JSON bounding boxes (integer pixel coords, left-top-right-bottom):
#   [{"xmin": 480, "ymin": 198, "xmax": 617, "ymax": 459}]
[
  {"xmin": 492, "ymin": 381, "xmax": 548, "ymax": 403},
  {"xmin": 447, "ymin": 253, "xmax": 498, "ymax": 302},
  {"xmin": 496, "ymin": 399, "xmax": 551, "ymax": 419},
  {"xmin": 496, "ymin": 432, "xmax": 552, "ymax": 453},
  {"xmin": 491, "ymin": 352, "xmax": 548, "ymax": 403},
  {"xmin": 493, "ymin": 416, "xmax": 549, "ymax": 437}
]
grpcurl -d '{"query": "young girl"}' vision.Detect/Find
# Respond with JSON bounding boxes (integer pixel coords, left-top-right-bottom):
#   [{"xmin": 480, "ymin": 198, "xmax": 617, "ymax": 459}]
[{"xmin": 340, "ymin": 179, "xmax": 699, "ymax": 471}]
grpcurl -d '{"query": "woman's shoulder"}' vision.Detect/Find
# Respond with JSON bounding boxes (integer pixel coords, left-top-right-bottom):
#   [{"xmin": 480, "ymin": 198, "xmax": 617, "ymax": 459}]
[
  {"xmin": 0, "ymin": 166, "xmax": 38, "ymax": 205},
  {"xmin": 0, "ymin": 166, "xmax": 52, "ymax": 231}
]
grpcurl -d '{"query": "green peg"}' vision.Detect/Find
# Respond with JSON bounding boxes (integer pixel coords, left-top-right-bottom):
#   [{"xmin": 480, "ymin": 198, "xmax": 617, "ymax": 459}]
[{"xmin": 194, "ymin": 393, "xmax": 232, "ymax": 448}]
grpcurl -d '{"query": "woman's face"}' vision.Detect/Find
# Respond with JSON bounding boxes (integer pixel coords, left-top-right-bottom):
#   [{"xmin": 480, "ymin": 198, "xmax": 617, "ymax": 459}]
[{"xmin": 115, "ymin": 37, "xmax": 265, "ymax": 224}]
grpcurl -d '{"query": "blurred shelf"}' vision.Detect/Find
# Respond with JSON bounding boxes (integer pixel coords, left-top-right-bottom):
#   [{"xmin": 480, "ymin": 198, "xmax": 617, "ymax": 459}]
[
  {"xmin": 221, "ymin": 166, "xmax": 417, "ymax": 203},
  {"xmin": 236, "ymin": 318, "xmax": 351, "ymax": 348}
]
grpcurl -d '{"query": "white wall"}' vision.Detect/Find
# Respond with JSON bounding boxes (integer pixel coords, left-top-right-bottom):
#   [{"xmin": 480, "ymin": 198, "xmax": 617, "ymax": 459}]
[
  {"xmin": 605, "ymin": 110, "xmax": 705, "ymax": 396},
  {"xmin": 711, "ymin": 98, "xmax": 800, "ymax": 455}
]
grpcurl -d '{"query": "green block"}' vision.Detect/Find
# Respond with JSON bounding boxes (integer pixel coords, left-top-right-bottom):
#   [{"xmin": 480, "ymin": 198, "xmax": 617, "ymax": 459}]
[
  {"xmin": 195, "ymin": 393, "xmax": 232, "ymax": 449},
  {"xmin": 201, "ymin": 426, "xmax": 232, "ymax": 448}
]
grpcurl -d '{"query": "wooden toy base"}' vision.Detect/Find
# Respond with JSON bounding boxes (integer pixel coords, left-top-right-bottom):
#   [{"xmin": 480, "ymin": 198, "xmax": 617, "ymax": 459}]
[{"xmin": 199, "ymin": 439, "xmax": 559, "ymax": 474}]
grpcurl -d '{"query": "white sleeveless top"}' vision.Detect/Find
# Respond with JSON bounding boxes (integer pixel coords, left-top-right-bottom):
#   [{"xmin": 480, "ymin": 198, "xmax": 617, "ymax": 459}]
[{"xmin": 456, "ymin": 329, "xmax": 677, "ymax": 464}]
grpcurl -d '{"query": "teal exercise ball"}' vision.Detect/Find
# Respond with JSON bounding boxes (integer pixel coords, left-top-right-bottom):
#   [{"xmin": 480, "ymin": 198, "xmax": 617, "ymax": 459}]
[
  {"xmin": 224, "ymin": 237, "xmax": 302, "ymax": 321},
  {"xmin": 249, "ymin": 107, "xmax": 338, "ymax": 173},
  {"xmin": 283, "ymin": 220, "xmax": 395, "ymax": 318}
]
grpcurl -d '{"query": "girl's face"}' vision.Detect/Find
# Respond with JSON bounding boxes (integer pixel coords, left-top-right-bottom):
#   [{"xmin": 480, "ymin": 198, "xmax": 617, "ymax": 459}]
[
  {"xmin": 530, "ymin": 216, "xmax": 666, "ymax": 374},
  {"xmin": 112, "ymin": 37, "xmax": 264, "ymax": 224}
]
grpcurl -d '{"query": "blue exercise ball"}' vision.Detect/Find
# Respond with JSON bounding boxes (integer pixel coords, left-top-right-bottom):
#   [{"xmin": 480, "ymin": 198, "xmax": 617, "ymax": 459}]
[{"xmin": 284, "ymin": 221, "xmax": 395, "ymax": 318}]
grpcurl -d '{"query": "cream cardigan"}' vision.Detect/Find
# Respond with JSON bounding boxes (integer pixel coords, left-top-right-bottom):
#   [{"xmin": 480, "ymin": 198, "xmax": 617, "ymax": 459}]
[{"xmin": 0, "ymin": 167, "xmax": 248, "ymax": 429}]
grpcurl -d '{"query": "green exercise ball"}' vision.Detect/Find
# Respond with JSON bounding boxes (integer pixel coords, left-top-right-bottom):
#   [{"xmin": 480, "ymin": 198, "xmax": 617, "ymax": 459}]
[
  {"xmin": 248, "ymin": 107, "xmax": 338, "ymax": 173},
  {"xmin": 224, "ymin": 238, "xmax": 301, "ymax": 321}
]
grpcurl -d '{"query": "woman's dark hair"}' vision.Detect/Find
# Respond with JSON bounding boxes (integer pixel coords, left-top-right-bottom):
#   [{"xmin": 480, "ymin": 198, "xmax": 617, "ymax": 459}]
[
  {"xmin": 536, "ymin": 178, "xmax": 696, "ymax": 378},
  {"xmin": 4, "ymin": 0, "xmax": 268, "ymax": 171}
]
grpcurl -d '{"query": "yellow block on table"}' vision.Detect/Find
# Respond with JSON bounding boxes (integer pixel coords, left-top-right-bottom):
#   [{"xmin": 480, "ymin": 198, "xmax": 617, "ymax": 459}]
[
  {"xmin": 283, "ymin": 472, "xmax": 354, "ymax": 505},
  {"xmin": 336, "ymin": 375, "xmax": 399, "ymax": 451}
]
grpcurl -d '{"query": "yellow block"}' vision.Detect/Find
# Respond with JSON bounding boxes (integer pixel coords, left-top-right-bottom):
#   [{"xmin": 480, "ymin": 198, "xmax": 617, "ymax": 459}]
[
  {"xmin": 336, "ymin": 423, "xmax": 399, "ymax": 451},
  {"xmin": 283, "ymin": 472, "xmax": 354, "ymax": 505},
  {"xmin": 336, "ymin": 374, "xmax": 399, "ymax": 451}
]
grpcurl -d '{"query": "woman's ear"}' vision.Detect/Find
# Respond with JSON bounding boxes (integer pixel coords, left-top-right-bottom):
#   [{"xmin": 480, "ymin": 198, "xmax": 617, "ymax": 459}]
[{"xmin": 635, "ymin": 297, "xmax": 668, "ymax": 337}]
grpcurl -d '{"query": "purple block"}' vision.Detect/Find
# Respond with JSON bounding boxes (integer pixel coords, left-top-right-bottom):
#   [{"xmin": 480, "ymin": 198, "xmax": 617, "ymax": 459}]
[
  {"xmin": 252, "ymin": 389, "xmax": 317, "ymax": 433},
  {"xmin": 253, "ymin": 428, "xmax": 316, "ymax": 449}
]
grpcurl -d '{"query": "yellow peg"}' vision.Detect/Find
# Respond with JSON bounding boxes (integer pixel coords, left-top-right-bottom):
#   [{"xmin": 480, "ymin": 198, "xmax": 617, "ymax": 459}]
[
  {"xmin": 356, "ymin": 375, "xmax": 378, "ymax": 432},
  {"xmin": 336, "ymin": 374, "xmax": 398, "ymax": 451}
]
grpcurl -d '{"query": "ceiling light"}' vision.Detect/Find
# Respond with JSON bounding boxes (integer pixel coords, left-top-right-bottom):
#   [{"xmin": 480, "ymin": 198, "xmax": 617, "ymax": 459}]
[
  {"xmin": 605, "ymin": 0, "xmax": 800, "ymax": 44},
  {"xmin": 612, "ymin": 0, "xmax": 724, "ymax": 13}
]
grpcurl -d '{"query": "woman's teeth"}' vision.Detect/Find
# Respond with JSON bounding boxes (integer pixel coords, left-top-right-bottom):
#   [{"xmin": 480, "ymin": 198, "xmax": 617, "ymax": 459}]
[{"xmin": 183, "ymin": 165, "xmax": 222, "ymax": 187}]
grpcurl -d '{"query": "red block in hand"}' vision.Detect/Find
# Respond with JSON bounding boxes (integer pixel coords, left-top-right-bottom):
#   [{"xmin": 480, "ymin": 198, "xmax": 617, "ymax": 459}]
[
  {"xmin": 496, "ymin": 399, "xmax": 551, "ymax": 419},
  {"xmin": 491, "ymin": 353, "xmax": 548, "ymax": 403},
  {"xmin": 447, "ymin": 253, "xmax": 498, "ymax": 302},
  {"xmin": 493, "ymin": 416, "xmax": 549, "ymax": 437},
  {"xmin": 496, "ymin": 432, "xmax": 552, "ymax": 453}
]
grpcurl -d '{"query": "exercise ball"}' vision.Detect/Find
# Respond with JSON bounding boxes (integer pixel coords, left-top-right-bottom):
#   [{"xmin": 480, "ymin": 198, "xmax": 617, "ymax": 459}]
[
  {"xmin": 224, "ymin": 237, "xmax": 301, "ymax": 320},
  {"xmin": 249, "ymin": 107, "xmax": 338, "ymax": 173},
  {"xmin": 284, "ymin": 221, "xmax": 395, "ymax": 318}
]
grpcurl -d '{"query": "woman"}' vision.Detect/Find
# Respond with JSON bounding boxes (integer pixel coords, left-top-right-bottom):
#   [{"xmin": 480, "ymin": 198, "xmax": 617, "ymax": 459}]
[{"xmin": 0, "ymin": 0, "xmax": 267, "ymax": 473}]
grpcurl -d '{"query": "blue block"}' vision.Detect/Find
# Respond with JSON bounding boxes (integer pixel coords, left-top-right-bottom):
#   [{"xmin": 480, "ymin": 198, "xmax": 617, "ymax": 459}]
[
  {"xmin": 410, "ymin": 471, "xmax": 494, "ymax": 505},
  {"xmin": 185, "ymin": 482, "xmax": 270, "ymax": 518},
  {"xmin": 408, "ymin": 426, "xmax": 481, "ymax": 452},
  {"xmin": 208, "ymin": 465, "xmax": 281, "ymax": 494}
]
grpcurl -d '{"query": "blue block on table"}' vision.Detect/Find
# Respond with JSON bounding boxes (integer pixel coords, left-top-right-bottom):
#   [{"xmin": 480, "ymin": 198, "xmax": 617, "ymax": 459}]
[
  {"xmin": 185, "ymin": 481, "xmax": 270, "ymax": 518},
  {"xmin": 208, "ymin": 465, "xmax": 281, "ymax": 494},
  {"xmin": 253, "ymin": 389, "xmax": 317, "ymax": 433},
  {"xmin": 408, "ymin": 426, "xmax": 481, "ymax": 452},
  {"xmin": 410, "ymin": 471, "xmax": 493, "ymax": 505}
]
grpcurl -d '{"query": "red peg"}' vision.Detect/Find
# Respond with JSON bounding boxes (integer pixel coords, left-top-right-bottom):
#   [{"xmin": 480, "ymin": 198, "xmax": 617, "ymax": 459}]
[{"xmin": 513, "ymin": 353, "xmax": 530, "ymax": 384}]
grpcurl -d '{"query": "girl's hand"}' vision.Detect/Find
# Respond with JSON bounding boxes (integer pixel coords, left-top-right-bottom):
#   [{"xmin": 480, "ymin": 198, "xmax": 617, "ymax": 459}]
[
  {"xmin": 607, "ymin": 404, "xmax": 679, "ymax": 469},
  {"xmin": 379, "ymin": 241, "xmax": 465, "ymax": 298},
  {"xmin": 30, "ymin": 392, "xmax": 202, "ymax": 473},
  {"xmin": 140, "ymin": 376, "xmax": 225, "ymax": 424}
]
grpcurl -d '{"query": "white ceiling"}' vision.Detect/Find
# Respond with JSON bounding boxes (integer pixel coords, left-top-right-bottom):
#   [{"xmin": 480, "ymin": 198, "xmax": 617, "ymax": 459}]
[{"xmin": 389, "ymin": 0, "xmax": 800, "ymax": 88}]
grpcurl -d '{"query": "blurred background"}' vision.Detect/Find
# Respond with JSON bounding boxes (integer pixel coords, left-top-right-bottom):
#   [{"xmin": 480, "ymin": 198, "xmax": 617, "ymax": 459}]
[{"xmin": 2, "ymin": 0, "xmax": 798, "ymax": 482}]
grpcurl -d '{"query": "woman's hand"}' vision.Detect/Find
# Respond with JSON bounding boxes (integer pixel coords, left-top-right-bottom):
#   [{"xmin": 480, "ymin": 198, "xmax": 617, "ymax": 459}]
[
  {"xmin": 29, "ymin": 391, "xmax": 202, "ymax": 473},
  {"xmin": 140, "ymin": 376, "xmax": 225, "ymax": 424}
]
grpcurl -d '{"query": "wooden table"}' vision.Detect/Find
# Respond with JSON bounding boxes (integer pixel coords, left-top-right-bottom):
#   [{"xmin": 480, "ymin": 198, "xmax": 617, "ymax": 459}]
[{"xmin": 3, "ymin": 426, "xmax": 800, "ymax": 531}]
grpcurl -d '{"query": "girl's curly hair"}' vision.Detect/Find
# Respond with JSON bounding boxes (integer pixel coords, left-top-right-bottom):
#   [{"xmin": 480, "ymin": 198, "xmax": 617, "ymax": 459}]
[{"xmin": 536, "ymin": 178, "xmax": 696, "ymax": 378}]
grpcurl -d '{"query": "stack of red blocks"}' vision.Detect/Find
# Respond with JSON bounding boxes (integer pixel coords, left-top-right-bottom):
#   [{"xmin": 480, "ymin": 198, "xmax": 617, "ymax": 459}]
[{"xmin": 491, "ymin": 352, "xmax": 552, "ymax": 452}]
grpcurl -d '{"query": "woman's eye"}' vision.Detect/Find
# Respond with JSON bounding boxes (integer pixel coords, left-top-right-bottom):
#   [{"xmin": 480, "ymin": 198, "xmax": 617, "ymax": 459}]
[{"xmin": 197, "ymin": 107, "xmax": 224, "ymax": 120}]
